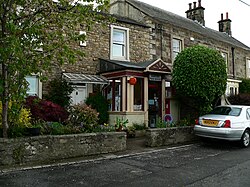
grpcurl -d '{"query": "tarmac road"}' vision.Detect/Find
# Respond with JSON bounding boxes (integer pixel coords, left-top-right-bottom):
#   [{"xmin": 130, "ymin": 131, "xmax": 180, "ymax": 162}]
[{"xmin": 1, "ymin": 140, "xmax": 250, "ymax": 187}]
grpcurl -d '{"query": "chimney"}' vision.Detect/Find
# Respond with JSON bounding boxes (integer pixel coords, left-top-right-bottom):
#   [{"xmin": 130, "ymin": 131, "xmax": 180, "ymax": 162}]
[
  {"xmin": 218, "ymin": 12, "xmax": 232, "ymax": 35},
  {"xmin": 185, "ymin": 0, "xmax": 205, "ymax": 26}
]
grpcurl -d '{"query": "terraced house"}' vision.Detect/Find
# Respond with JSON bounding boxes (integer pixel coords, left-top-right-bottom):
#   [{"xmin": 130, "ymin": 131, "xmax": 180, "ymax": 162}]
[{"xmin": 34, "ymin": 0, "xmax": 250, "ymax": 127}]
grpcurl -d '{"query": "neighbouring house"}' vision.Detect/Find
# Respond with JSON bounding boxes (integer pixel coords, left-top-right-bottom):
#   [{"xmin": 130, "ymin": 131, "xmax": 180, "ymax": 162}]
[{"xmin": 27, "ymin": 0, "xmax": 250, "ymax": 127}]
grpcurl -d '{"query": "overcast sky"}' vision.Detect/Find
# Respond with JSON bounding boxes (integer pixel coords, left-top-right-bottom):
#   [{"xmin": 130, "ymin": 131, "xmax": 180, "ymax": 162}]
[{"xmin": 139, "ymin": 0, "xmax": 250, "ymax": 47}]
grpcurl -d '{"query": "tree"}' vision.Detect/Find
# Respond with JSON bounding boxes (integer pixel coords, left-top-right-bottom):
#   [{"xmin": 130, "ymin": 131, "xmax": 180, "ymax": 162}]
[
  {"xmin": 0, "ymin": 0, "xmax": 110, "ymax": 138},
  {"xmin": 172, "ymin": 45, "xmax": 227, "ymax": 116}
]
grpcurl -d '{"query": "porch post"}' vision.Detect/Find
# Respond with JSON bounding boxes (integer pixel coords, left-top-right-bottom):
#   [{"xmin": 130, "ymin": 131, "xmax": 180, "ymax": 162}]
[
  {"xmin": 122, "ymin": 77, "xmax": 126, "ymax": 112},
  {"xmin": 144, "ymin": 77, "xmax": 149, "ymax": 127},
  {"xmin": 162, "ymin": 79, "xmax": 166, "ymax": 119}
]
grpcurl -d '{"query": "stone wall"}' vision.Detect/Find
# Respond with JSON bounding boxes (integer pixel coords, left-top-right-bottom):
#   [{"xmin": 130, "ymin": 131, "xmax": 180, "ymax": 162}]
[
  {"xmin": 145, "ymin": 126, "xmax": 197, "ymax": 147},
  {"xmin": 0, "ymin": 132, "xmax": 126, "ymax": 167}
]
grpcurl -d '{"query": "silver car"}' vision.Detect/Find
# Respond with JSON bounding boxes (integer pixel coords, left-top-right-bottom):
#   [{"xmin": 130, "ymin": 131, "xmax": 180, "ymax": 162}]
[{"xmin": 194, "ymin": 105, "xmax": 250, "ymax": 147}]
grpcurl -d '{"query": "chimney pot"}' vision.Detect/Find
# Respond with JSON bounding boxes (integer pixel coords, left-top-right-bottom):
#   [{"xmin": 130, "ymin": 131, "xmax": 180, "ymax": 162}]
[
  {"xmin": 193, "ymin": 2, "xmax": 197, "ymax": 8},
  {"xmin": 189, "ymin": 3, "xmax": 192, "ymax": 10},
  {"xmin": 221, "ymin": 13, "xmax": 223, "ymax": 21},
  {"xmin": 226, "ymin": 12, "xmax": 229, "ymax": 19},
  {"xmin": 198, "ymin": 0, "xmax": 201, "ymax": 7}
]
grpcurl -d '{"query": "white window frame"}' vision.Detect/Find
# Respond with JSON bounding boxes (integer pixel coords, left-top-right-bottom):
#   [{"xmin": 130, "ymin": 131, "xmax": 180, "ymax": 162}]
[
  {"xmin": 221, "ymin": 52, "xmax": 229, "ymax": 73},
  {"xmin": 172, "ymin": 38, "xmax": 183, "ymax": 62},
  {"xmin": 79, "ymin": 31, "xmax": 86, "ymax": 47},
  {"xmin": 25, "ymin": 75, "xmax": 42, "ymax": 98},
  {"xmin": 246, "ymin": 58, "xmax": 250, "ymax": 78},
  {"xmin": 110, "ymin": 25, "xmax": 129, "ymax": 61}
]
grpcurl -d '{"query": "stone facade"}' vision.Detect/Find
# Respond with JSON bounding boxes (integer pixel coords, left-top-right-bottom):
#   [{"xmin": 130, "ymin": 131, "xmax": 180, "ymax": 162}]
[
  {"xmin": 110, "ymin": 0, "xmax": 250, "ymax": 79},
  {"xmin": 109, "ymin": 0, "xmax": 250, "ymax": 120},
  {"xmin": 0, "ymin": 132, "xmax": 126, "ymax": 168},
  {"xmin": 42, "ymin": 17, "xmax": 151, "ymax": 96}
]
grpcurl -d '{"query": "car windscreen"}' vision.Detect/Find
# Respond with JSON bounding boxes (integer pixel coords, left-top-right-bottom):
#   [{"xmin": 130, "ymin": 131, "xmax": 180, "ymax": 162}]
[{"xmin": 209, "ymin": 107, "xmax": 242, "ymax": 116}]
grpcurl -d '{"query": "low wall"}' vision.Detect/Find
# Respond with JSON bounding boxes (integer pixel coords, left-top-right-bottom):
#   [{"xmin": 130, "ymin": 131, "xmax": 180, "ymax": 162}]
[
  {"xmin": 0, "ymin": 132, "xmax": 126, "ymax": 167},
  {"xmin": 145, "ymin": 126, "xmax": 196, "ymax": 147}
]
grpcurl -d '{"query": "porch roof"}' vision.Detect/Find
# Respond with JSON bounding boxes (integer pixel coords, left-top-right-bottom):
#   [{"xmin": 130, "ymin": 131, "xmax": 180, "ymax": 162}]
[
  {"xmin": 99, "ymin": 58, "xmax": 172, "ymax": 74},
  {"xmin": 63, "ymin": 73, "xmax": 109, "ymax": 84}
]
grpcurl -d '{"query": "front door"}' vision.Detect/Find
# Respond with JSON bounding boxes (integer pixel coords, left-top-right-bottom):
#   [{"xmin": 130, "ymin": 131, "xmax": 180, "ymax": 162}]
[
  {"xmin": 70, "ymin": 86, "xmax": 87, "ymax": 105},
  {"xmin": 148, "ymin": 81, "xmax": 162, "ymax": 128}
]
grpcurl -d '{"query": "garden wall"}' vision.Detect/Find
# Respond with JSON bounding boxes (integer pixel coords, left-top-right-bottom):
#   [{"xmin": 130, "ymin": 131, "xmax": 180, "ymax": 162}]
[
  {"xmin": 0, "ymin": 132, "xmax": 126, "ymax": 167},
  {"xmin": 145, "ymin": 126, "xmax": 197, "ymax": 147}
]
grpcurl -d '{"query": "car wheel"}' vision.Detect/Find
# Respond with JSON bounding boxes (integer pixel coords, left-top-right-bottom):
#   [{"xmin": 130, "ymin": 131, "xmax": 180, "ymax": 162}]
[{"xmin": 241, "ymin": 130, "xmax": 250, "ymax": 148}]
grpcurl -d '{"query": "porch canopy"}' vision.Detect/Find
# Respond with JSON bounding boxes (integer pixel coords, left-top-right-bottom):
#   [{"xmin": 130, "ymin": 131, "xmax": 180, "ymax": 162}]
[
  {"xmin": 99, "ymin": 58, "xmax": 172, "ymax": 75},
  {"xmin": 63, "ymin": 73, "xmax": 109, "ymax": 84}
]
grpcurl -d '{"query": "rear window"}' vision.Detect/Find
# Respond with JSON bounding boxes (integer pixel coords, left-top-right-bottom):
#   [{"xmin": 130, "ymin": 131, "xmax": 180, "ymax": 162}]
[{"xmin": 209, "ymin": 106, "xmax": 241, "ymax": 116}]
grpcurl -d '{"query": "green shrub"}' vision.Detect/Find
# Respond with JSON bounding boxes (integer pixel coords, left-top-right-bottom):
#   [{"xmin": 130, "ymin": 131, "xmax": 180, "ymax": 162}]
[
  {"xmin": 173, "ymin": 45, "xmax": 227, "ymax": 116},
  {"xmin": 156, "ymin": 117, "xmax": 166, "ymax": 128},
  {"xmin": 85, "ymin": 92, "xmax": 109, "ymax": 125},
  {"xmin": 132, "ymin": 123, "xmax": 147, "ymax": 130},
  {"xmin": 45, "ymin": 78, "xmax": 73, "ymax": 108},
  {"xmin": 0, "ymin": 101, "xmax": 32, "ymax": 129},
  {"xmin": 228, "ymin": 93, "xmax": 250, "ymax": 105},
  {"xmin": 67, "ymin": 103, "xmax": 99, "ymax": 132},
  {"xmin": 239, "ymin": 79, "xmax": 250, "ymax": 93}
]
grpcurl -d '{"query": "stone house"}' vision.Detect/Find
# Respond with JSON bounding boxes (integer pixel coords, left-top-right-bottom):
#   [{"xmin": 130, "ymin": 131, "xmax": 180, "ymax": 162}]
[
  {"xmin": 105, "ymin": 0, "xmax": 250, "ymax": 126},
  {"xmin": 28, "ymin": 0, "xmax": 250, "ymax": 127}
]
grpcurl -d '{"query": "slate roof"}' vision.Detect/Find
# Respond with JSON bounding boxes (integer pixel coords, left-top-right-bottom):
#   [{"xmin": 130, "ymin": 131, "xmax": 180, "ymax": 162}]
[{"xmin": 126, "ymin": 0, "xmax": 250, "ymax": 50}]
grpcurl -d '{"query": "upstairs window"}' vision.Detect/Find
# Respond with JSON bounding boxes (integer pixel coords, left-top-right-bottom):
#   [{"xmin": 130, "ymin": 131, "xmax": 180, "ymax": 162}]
[
  {"xmin": 247, "ymin": 59, "xmax": 250, "ymax": 78},
  {"xmin": 172, "ymin": 38, "xmax": 182, "ymax": 62},
  {"xmin": 221, "ymin": 52, "xmax": 229, "ymax": 73},
  {"xmin": 110, "ymin": 25, "xmax": 129, "ymax": 61}
]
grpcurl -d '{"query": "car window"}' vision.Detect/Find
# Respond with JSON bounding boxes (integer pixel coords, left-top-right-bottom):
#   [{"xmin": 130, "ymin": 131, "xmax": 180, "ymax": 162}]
[
  {"xmin": 209, "ymin": 106, "xmax": 241, "ymax": 116},
  {"xmin": 247, "ymin": 109, "xmax": 250, "ymax": 120}
]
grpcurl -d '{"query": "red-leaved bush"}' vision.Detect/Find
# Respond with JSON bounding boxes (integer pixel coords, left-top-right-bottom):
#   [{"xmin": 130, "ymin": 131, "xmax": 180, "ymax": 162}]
[{"xmin": 25, "ymin": 96, "xmax": 68, "ymax": 122}]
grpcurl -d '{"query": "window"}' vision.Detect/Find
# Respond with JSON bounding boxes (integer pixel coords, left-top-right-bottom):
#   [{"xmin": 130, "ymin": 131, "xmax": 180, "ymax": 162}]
[
  {"xmin": 79, "ymin": 31, "xmax": 86, "ymax": 47},
  {"xmin": 229, "ymin": 87, "xmax": 234, "ymax": 95},
  {"xmin": 221, "ymin": 52, "xmax": 229, "ymax": 73},
  {"xmin": 105, "ymin": 79, "xmax": 122, "ymax": 111},
  {"xmin": 26, "ymin": 75, "xmax": 39, "ymax": 96},
  {"xmin": 134, "ymin": 78, "xmax": 143, "ymax": 111},
  {"xmin": 246, "ymin": 59, "xmax": 250, "ymax": 78},
  {"xmin": 110, "ymin": 25, "xmax": 129, "ymax": 60},
  {"xmin": 172, "ymin": 38, "xmax": 182, "ymax": 61}
]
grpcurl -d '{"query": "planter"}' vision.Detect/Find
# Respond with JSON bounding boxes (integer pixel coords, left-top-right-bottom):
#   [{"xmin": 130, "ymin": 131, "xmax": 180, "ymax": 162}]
[
  {"xmin": 145, "ymin": 126, "xmax": 197, "ymax": 147},
  {"xmin": 0, "ymin": 132, "xmax": 126, "ymax": 168}
]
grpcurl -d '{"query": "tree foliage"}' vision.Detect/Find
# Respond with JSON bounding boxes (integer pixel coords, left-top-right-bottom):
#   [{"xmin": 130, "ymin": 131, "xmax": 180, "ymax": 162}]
[
  {"xmin": 45, "ymin": 78, "xmax": 73, "ymax": 108},
  {"xmin": 85, "ymin": 92, "xmax": 109, "ymax": 125},
  {"xmin": 0, "ymin": 0, "xmax": 110, "ymax": 137},
  {"xmin": 172, "ymin": 45, "xmax": 227, "ymax": 115}
]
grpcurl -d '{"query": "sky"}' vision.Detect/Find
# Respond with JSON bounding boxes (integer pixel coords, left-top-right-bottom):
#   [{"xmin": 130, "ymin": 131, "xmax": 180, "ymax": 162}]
[{"xmin": 139, "ymin": 0, "xmax": 250, "ymax": 47}]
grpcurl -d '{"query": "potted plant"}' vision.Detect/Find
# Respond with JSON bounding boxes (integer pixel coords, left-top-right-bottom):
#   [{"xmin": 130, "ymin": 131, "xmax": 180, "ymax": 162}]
[{"xmin": 115, "ymin": 117, "xmax": 128, "ymax": 132}]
